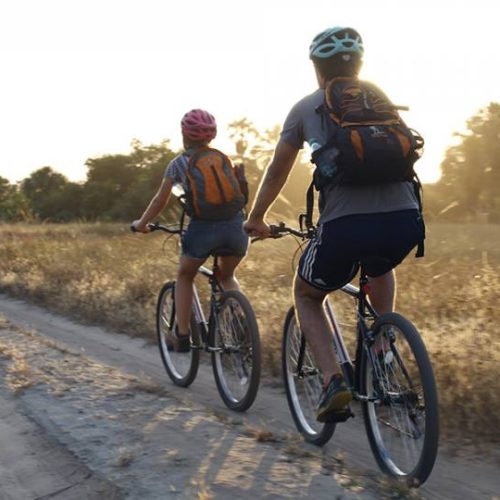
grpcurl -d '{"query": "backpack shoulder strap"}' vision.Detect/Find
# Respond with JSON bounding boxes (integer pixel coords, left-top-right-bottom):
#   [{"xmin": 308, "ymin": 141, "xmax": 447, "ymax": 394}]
[
  {"xmin": 304, "ymin": 180, "xmax": 316, "ymax": 230},
  {"xmin": 411, "ymin": 174, "xmax": 425, "ymax": 258},
  {"xmin": 188, "ymin": 146, "xmax": 233, "ymax": 168}
]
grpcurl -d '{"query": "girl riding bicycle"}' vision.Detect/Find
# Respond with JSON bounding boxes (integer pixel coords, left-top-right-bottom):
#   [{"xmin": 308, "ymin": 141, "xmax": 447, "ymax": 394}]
[{"xmin": 132, "ymin": 109, "xmax": 249, "ymax": 352}]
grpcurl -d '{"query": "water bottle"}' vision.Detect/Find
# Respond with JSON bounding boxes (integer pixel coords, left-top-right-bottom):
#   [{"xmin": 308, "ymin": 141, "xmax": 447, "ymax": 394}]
[
  {"xmin": 308, "ymin": 138, "xmax": 339, "ymax": 178},
  {"xmin": 172, "ymin": 183, "xmax": 185, "ymax": 198}
]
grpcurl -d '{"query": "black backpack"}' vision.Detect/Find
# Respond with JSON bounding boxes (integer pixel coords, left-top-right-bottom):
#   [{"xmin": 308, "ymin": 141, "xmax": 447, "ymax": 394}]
[
  {"xmin": 304, "ymin": 77, "xmax": 425, "ymax": 256},
  {"xmin": 312, "ymin": 76, "xmax": 424, "ymax": 188}
]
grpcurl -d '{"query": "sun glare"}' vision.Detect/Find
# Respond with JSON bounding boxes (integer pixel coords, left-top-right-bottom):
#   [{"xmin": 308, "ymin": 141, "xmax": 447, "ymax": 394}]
[{"xmin": 0, "ymin": 0, "xmax": 498, "ymax": 185}]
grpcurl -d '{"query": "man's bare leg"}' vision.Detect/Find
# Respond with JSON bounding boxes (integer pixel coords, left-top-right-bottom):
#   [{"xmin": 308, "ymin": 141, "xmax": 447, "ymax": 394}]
[
  {"xmin": 368, "ymin": 269, "xmax": 396, "ymax": 315},
  {"xmin": 294, "ymin": 275, "xmax": 339, "ymax": 387}
]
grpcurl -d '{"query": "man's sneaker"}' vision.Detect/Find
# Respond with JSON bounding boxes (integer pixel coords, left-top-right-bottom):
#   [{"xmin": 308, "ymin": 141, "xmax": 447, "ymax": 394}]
[{"xmin": 316, "ymin": 373, "xmax": 352, "ymax": 423}]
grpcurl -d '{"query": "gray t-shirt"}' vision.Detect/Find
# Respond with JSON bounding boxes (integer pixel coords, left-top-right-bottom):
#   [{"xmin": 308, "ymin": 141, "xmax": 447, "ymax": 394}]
[{"xmin": 280, "ymin": 88, "xmax": 419, "ymax": 224}]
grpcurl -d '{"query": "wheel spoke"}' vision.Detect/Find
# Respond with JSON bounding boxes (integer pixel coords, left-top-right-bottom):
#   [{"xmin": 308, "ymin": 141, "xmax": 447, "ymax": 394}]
[
  {"xmin": 212, "ymin": 291, "xmax": 260, "ymax": 411},
  {"xmin": 362, "ymin": 314, "xmax": 439, "ymax": 483},
  {"xmin": 283, "ymin": 311, "xmax": 334, "ymax": 445},
  {"xmin": 156, "ymin": 283, "xmax": 199, "ymax": 387}
]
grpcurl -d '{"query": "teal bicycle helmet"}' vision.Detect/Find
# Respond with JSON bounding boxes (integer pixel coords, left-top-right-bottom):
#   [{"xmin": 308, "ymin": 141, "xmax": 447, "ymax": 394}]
[{"xmin": 309, "ymin": 27, "xmax": 364, "ymax": 60}]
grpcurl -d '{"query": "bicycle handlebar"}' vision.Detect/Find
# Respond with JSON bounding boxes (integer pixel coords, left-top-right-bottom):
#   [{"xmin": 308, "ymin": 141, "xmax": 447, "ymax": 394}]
[
  {"xmin": 269, "ymin": 222, "xmax": 310, "ymax": 239},
  {"xmin": 250, "ymin": 222, "xmax": 313, "ymax": 243},
  {"xmin": 130, "ymin": 222, "xmax": 182, "ymax": 234},
  {"xmin": 132, "ymin": 220, "xmax": 310, "ymax": 240}
]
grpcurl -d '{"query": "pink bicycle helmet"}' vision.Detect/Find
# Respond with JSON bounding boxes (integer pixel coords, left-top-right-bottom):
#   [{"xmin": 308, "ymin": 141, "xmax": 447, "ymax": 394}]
[{"xmin": 181, "ymin": 109, "xmax": 217, "ymax": 142}]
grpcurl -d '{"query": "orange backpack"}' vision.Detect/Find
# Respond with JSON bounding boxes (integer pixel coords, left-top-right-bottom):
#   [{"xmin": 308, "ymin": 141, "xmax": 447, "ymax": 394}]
[{"xmin": 185, "ymin": 147, "xmax": 248, "ymax": 220}]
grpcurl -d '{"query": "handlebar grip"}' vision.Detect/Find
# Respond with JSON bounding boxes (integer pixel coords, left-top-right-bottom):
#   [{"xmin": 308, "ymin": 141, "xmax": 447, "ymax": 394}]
[
  {"xmin": 269, "ymin": 225, "xmax": 282, "ymax": 238},
  {"xmin": 130, "ymin": 223, "xmax": 158, "ymax": 233},
  {"xmin": 269, "ymin": 222, "xmax": 288, "ymax": 237}
]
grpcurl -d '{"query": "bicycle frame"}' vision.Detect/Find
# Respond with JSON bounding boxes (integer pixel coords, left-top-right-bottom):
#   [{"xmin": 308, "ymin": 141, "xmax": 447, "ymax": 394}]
[
  {"xmin": 273, "ymin": 222, "xmax": 438, "ymax": 482},
  {"xmin": 280, "ymin": 217, "xmax": 381, "ymax": 403},
  {"xmin": 323, "ymin": 274, "xmax": 380, "ymax": 401},
  {"xmin": 144, "ymin": 221, "xmax": 226, "ymax": 354},
  {"xmin": 190, "ymin": 256, "xmax": 225, "ymax": 353}
]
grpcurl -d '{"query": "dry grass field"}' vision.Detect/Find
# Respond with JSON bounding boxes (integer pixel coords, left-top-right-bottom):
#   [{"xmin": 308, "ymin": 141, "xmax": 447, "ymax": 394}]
[{"xmin": 1, "ymin": 221, "xmax": 499, "ymax": 446}]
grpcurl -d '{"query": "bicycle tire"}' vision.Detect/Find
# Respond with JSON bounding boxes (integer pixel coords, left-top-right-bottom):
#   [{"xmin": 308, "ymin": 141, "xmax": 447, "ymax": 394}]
[
  {"xmin": 211, "ymin": 290, "xmax": 261, "ymax": 412},
  {"xmin": 282, "ymin": 307, "xmax": 335, "ymax": 446},
  {"xmin": 360, "ymin": 312, "xmax": 439, "ymax": 486},
  {"xmin": 157, "ymin": 281, "xmax": 201, "ymax": 388}
]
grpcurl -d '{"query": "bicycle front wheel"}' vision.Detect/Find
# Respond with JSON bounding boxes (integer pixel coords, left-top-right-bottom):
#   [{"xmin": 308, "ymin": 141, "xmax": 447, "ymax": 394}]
[
  {"xmin": 211, "ymin": 290, "xmax": 261, "ymax": 412},
  {"xmin": 282, "ymin": 307, "xmax": 335, "ymax": 446},
  {"xmin": 157, "ymin": 281, "xmax": 200, "ymax": 388},
  {"xmin": 360, "ymin": 312, "xmax": 439, "ymax": 486}
]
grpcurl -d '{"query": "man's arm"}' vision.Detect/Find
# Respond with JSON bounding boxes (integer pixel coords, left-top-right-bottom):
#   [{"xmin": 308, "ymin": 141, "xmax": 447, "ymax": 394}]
[
  {"xmin": 245, "ymin": 140, "xmax": 299, "ymax": 235},
  {"xmin": 132, "ymin": 177, "xmax": 174, "ymax": 232}
]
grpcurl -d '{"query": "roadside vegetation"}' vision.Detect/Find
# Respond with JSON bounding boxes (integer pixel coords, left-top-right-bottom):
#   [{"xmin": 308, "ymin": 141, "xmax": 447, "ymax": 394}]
[{"xmin": 1, "ymin": 221, "xmax": 499, "ymax": 447}]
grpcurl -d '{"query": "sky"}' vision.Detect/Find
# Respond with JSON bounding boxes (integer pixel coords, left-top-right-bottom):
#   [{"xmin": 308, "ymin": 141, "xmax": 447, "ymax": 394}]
[{"xmin": 0, "ymin": 0, "xmax": 499, "ymax": 185}]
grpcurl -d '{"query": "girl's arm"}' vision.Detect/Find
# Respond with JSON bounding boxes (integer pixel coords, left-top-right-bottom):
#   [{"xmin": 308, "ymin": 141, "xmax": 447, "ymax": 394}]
[{"xmin": 132, "ymin": 177, "xmax": 174, "ymax": 232}]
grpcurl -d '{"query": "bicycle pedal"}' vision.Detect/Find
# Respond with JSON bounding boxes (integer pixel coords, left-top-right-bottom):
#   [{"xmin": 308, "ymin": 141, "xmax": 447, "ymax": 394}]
[{"xmin": 324, "ymin": 407, "xmax": 354, "ymax": 423}]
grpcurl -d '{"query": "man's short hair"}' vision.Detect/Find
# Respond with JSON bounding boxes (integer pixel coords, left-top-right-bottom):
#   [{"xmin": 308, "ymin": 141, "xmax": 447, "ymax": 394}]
[{"xmin": 313, "ymin": 53, "xmax": 362, "ymax": 80}]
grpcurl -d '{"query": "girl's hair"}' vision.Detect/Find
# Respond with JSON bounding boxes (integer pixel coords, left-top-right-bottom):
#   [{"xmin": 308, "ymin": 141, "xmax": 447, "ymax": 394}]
[
  {"xmin": 313, "ymin": 52, "xmax": 363, "ymax": 81},
  {"xmin": 182, "ymin": 136, "xmax": 211, "ymax": 149}
]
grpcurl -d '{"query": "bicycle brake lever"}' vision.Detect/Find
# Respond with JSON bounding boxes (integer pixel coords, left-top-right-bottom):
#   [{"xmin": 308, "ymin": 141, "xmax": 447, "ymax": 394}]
[{"xmin": 269, "ymin": 224, "xmax": 285, "ymax": 238}]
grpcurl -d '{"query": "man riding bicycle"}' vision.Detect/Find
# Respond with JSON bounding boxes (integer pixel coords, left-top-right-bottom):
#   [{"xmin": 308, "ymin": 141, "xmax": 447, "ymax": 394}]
[{"xmin": 244, "ymin": 27, "xmax": 425, "ymax": 422}]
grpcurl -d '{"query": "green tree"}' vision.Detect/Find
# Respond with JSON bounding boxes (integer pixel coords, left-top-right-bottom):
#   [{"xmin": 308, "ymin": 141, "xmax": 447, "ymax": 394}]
[
  {"xmin": 0, "ymin": 177, "xmax": 30, "ymax": 221},
  {"xmin": 21, "ymin": 167, "xmax": 76, "ymax": 221},
  {"xmin": 106, "ymin": 139, "xmax": 178, "ymax": 220},
  {"xmin": 82, "ymin": 154, "xmax": 140, "ymax": 219},
  {"xmin": 434, "ymin": 102, "xmax": 500, "ymax": 221}
]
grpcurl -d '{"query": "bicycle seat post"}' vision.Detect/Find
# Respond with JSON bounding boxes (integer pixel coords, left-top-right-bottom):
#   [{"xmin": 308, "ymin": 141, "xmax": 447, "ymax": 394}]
[
  {"xmin": 359, "ymin": 270, "xmax": 371, "ymax": 296},
  {"xmin": 212, "ymin": 254, "xmax": 220, "ymax": 273},
  {"xmin": 356, "ymin": 267, "xmax": 377, "ymax": 331},
  {"xmin": 209, "ymin": 254, "xmax": 224, "ymax": 300}
]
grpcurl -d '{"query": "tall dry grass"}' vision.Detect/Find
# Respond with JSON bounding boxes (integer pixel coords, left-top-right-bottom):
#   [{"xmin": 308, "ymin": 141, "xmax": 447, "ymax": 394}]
[{"xmin": 1, "ymin": 221, "xmax": 499, "ymax": 446}]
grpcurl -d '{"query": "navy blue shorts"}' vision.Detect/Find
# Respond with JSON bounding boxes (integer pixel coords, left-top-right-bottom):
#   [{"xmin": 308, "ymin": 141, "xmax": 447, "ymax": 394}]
[
  {"xmin": 298, "ymin": 209, "xmax": 425, "ymax": 291},
  {"xmin": 181, "ymin": 212, "xmax": 249, "ymax": 260}
]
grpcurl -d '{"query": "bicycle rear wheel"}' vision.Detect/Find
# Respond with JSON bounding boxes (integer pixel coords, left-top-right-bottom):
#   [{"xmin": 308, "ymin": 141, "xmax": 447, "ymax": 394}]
[
  {"xmin": 211, "ymin": 290, "xmax": 261, "ymax": 412},
  {"xmin": 157, "ymin": 281, "xmax": 200, "ymax": 388},
  {"xmin": 282, "ymin": 307, "xmax": 335, "ymax": 446},
  {"xmin": 360, "ymin": 312, "xmax": 439, "ymax": 486}
]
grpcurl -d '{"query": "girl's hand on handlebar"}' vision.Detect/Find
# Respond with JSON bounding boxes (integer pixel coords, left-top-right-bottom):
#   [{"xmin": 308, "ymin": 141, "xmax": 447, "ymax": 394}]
[{"xmin": 130, "ymin": 220, "xmax": 151, "ymax": 233}]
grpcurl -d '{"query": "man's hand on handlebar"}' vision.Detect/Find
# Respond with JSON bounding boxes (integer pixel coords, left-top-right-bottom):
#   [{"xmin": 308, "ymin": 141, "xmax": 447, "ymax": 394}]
[
  {"xmin": 130, "ymin": 220, "xmax": 151, "ymax": 233},
  {"xmin": 243, "ymin": 217, "xmax": 272, "ymax": 240}
]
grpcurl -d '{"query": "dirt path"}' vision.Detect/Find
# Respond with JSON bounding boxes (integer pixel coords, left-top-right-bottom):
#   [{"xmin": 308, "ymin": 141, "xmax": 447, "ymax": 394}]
[
  {"xmin": 0, "ymin": 294, "xmax": 498, "ymax": 499},
  {"xmin": 0, "ymin": 389, "xmax": 121, "ymax": 500}
]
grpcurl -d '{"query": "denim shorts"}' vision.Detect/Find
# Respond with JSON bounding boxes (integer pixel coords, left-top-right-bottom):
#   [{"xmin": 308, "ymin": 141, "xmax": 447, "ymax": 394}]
[
  {"xmin": 181, "ymin": 212, "xmax": 249, "ymax": 259},
  {"xmin": 298, "ymin": 209, "xmax": 425, "ymax": 291}
]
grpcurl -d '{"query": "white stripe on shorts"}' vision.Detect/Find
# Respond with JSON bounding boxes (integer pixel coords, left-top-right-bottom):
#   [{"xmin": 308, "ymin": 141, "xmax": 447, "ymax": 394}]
[{"xmin": 302, "ymin": 225, "xmax": 323, "ymax": 281}]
